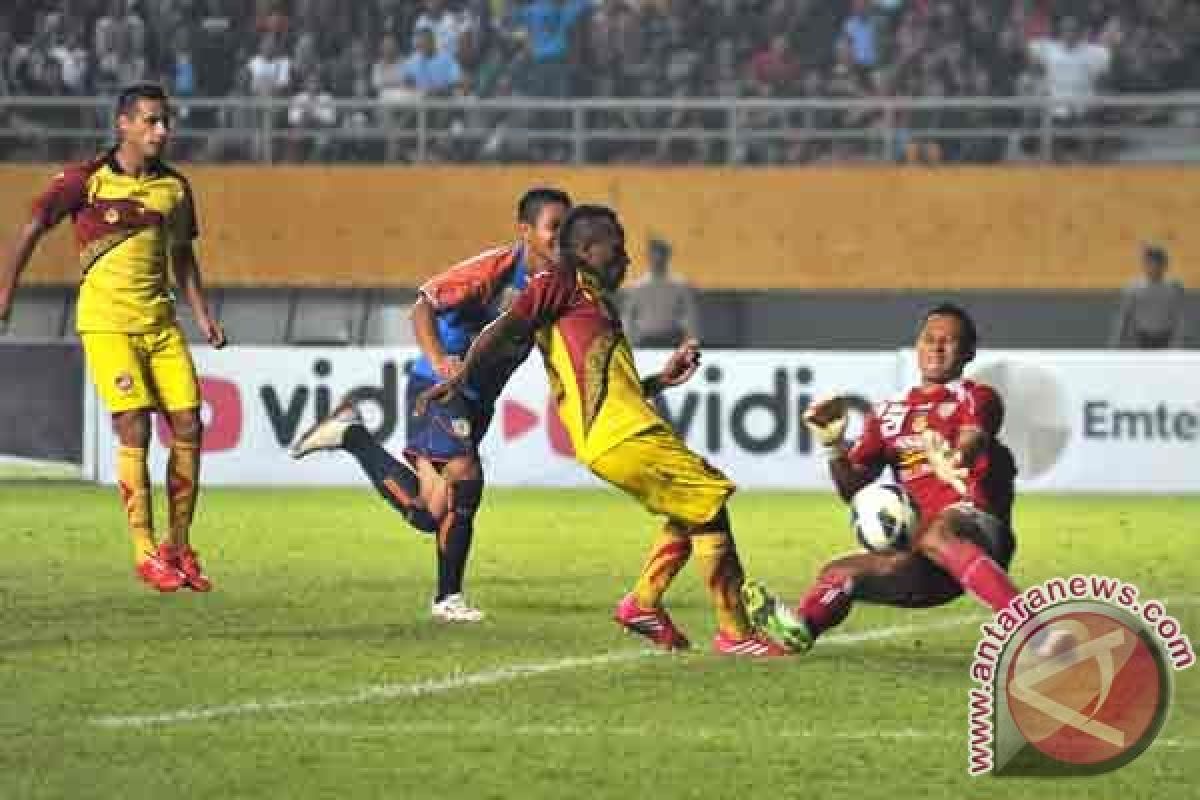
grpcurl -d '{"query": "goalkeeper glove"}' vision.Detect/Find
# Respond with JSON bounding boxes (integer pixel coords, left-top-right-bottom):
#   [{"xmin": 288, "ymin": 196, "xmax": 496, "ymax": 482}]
[
  {"xmin": 921, "ymin": 430, "xmax": 968, "ymax": 495},
  {"xmin": 803, "ymin": 396, "xmax": 849, "ymax": 459}
]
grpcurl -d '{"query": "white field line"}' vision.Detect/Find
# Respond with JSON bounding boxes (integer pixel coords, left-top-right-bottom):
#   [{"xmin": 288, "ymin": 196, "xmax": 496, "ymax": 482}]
[
  {"xmin": 87, "ymin": 598, "xmax": 1200, "ymax": 731},
  {"xmin": 90, "ymin": 615, "xmax": 981, "ymax": 729}
]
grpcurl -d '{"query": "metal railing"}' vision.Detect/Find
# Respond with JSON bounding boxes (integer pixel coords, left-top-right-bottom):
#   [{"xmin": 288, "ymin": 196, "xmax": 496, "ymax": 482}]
[{"xmin": 1, "ymin": 93, "xmax": 1198, "ymax": 165}]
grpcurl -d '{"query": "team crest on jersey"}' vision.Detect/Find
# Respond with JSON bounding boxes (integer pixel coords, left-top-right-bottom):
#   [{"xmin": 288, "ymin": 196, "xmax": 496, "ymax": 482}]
[
  {"xmin": 494, "ymin": 287, "xmax": 519, "ymax": 314},
  {"xmin": 937, "ymin": 402, "xmax": 956, "ymax": 418},
  {"xmin": 114, "ymin": 372, "xmax": 134, "ymax": 393},
  {"xmin": 912, "ymin": 414, "xmax": 928, "ymax": 433},
  {"xmin": 451, "ymin": 418, "xmax": 472, "ymax": 438},
  {"xmin": 104, "ymin": 208, "xmax": 120, "ymax": 225}
]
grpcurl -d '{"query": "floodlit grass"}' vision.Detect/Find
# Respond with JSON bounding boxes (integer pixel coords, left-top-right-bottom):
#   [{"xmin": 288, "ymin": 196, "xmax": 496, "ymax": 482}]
[{"xmin": 1, "ymin": 485, "xmax": 1196, "ymax": 799}]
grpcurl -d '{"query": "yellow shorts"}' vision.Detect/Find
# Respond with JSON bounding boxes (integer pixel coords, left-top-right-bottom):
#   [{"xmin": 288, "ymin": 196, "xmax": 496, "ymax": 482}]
[
  {"xmin": 81, "ymin": 326, "xmax": 200, "ymax": 413},
  {"xmin": 590, "ymin": 425, "xmax": 735, "ymax": 528}
]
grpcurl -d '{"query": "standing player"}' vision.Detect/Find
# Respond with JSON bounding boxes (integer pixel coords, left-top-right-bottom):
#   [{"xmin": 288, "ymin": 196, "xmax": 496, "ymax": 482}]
[
  {"xmin": 0, "ymin": 83, "xmax": 226, "ymax": 592},
  {"xmin": 290, "ymin": 188, "xmax": 571, "ymax": 622},
  {"xmin": 743, "ymin": 304, "xmax": 1022, "ymax": 652},
  {"xmin": 417, "ymin": 205, "xmax": 788, "ymax": 656}
]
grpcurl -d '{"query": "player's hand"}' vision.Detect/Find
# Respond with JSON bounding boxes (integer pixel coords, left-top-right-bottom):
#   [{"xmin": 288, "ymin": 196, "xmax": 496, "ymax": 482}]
[
  {"xmin": 433, "ymin": 354, "xmax": 463, "ymax": 381},
  {"xmin": 803, "ymin": 395, "xmax": 849, "ymax": 447},
  {"xmin": 199, "ymin": 316, "xmax": 227, "ymax": 349},
  {"xmin": 921, "ymin": 429, "xmax": 968, "ymax": 495},
  {"xmin": 659, "ymin": 337, "xmax": 701, "ymax": 388},
  {"xmin": 414, "ymin": 378, "xmax": 463, "ymax": 417}
]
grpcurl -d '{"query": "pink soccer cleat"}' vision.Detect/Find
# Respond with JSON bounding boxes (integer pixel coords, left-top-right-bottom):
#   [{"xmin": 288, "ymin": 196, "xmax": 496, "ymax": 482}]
[
  {"xmin": 712, "ymin": 631, "xmax": 793, "ymax": 657},
  {"xmin": 614, "ymin": 593, "xmax": 690, "ymax": 651},
  {"xmin": 136, "ymin": 552, "xmax": 187, "ymax": 593}
]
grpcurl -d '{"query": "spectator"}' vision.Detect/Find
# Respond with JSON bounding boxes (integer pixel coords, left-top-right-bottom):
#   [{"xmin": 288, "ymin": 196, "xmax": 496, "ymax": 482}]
[
  {"xmin": 287, "ymin": 71, "xmax": 338, "ymax": 161},
  {"xmin": 1110, "ymin": 244, "xmax": 1187, "ymax": 349},
  {"xmin": 412, "ymin": 0, "xmax": 475, "ymax": 62},
  {"xmin": 402, "ymin": 27, "xmax": 462, "ymax": 96},
  {"xmin": 246, "ymin": 33, "xmax": 291, "ymax": 97},
  {"xmin": 508, "ymin": 0, "xmax": 593, "ymax": 97},
  {"xmin": 1028, "ymin": 16, "xmax": 1111, "ymax": 121},
  {"xmin": 372, "ymin": 33, "xmax": 411, "ymax": 100},
  {"xmin": 620, "ymin": 237, "xmax": 700, "ymax": 348},
  {"xmin": 843, "ymin": 0, "xmax": 879, "ymax": 68}
]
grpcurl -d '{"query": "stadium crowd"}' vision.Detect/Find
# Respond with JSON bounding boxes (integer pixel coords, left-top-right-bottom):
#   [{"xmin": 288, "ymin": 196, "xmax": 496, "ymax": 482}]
[{"xmin": 3, "ymin": 0, "xmax": 1200, "ymax": 164}]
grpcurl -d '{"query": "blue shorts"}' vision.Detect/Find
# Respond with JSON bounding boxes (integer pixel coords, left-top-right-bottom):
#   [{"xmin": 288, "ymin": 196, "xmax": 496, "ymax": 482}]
[{"xmin": 404, "ymin": 373, "xmax": 494, "ymax": 463}]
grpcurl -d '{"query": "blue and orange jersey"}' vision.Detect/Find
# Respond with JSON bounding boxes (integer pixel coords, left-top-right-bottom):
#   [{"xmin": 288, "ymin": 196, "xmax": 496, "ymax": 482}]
[
  {"xmin": 411, "ymin": 243, "xmax": 536, "ymax": 403},
  {"xmin": 510, "ymin": 267, "xmax": 662, "ymax": 465},
  {"xmin": 31, "ymin": 149, "xmax": 197, "ymax": 333}
]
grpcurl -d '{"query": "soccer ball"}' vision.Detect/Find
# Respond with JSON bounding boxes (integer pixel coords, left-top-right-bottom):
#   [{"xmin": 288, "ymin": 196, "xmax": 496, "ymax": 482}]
[{"xmin": 850, "ymin": 484, "xmax": 919, "ymax": 552}]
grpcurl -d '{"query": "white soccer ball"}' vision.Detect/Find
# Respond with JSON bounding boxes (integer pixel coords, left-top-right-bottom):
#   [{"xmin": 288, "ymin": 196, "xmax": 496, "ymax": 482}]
[{"xmin": 850, "ymin": 484, "xmax": 919, "ymax": 552}]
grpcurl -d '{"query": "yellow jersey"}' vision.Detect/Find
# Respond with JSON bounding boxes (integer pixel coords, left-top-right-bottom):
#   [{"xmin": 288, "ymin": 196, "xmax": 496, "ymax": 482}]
[
  {"xmin": 511, "ymin": 267, "xmax": 662, "ymax": 465},
  {"xmin": 31, "ymin": 150, "xmax": 198, "ymax": 333}
]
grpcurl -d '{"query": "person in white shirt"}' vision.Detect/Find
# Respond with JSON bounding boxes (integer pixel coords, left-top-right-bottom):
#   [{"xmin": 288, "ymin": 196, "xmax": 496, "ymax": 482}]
[{"xmin": 1028, "ymin": 16, "xmax": 1110, "ymax": 120}]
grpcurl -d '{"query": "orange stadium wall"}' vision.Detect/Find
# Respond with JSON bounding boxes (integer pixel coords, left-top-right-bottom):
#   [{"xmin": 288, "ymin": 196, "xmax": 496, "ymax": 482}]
[{"xmin": 3, "ymin": 166, "xmax": 1196, "ymax": 290}]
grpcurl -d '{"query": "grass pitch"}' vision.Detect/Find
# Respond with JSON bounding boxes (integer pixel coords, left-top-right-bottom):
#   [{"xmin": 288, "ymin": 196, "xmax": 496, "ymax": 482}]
[{"xmin": 1, "ymin": 485, "xmax": 1196, "ymax": 799}]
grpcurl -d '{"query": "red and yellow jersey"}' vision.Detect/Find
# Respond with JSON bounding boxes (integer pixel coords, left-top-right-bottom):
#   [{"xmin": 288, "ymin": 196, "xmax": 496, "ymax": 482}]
[
  {"xmin": 31, "ymin": 151, "xmax": 198, "ymax": 333},
  {"xmin": 848, "ymin": 380, "xmax": 1017, "ymax": 523},
  {"xmin": 511, "ymin": 268, "xmax": 662, "ymax": 465}
]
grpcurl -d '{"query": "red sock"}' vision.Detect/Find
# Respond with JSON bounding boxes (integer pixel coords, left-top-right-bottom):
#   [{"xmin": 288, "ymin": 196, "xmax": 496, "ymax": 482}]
[
  {"xmin": 797, "ymin": 569, "xmax": 855, "ymax": 636},
  {"xmin": 929, "ymin": 538, "xmax": 1018, "ymax": 613}
]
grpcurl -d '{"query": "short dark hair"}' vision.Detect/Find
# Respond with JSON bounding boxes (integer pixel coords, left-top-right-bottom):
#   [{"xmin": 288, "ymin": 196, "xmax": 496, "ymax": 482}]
[
  {"xmin": 517, "ymin": 187, "xmax": 571, "ymax": 225},
  {"xmin": 1143, "ymin": 244, "xmax": 1168, "ymax": 267},
  {"xmin": 919, "ymin": 302, "xmax": 979, "ymax": 360},
  {"xmin": 558, "ymin": 204, "xmax": 620, "ymax": 263},
  {"xmin": 115, "ymin": 82, "xmax": 170, "ymax": 120}
]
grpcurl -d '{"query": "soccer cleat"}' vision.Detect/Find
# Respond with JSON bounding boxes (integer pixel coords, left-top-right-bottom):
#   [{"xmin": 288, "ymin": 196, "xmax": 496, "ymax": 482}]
[
  {"xmin": 167, "ymin": 544, "xmax": 213, "ymax": 592},
  {"xmin": 136, "ymin": 553, "xmax": 187, "ymax": 592},
  {"xmin": 712, "ymin": 631, "xmax": 793, "ymax": 657},
  {"xmin": 431, "ymin": 593, "xmax": 486, "ymax": 623},
  {"xmin": 613, "ymin": 593, "xmax": 690, "ymax": 651},
  {"xmin": 289, "ymin": 400, "xmax": 363, "ymax": 459},
  {"xmin": 742, "ymin": 581, "xmax": 814, "ymax": 654}
]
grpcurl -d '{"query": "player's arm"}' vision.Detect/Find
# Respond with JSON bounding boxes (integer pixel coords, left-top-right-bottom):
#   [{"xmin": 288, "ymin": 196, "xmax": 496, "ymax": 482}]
[
  {"xmin": 0, "ymin": 217, "xmax": 50, "ymax": 324},
  {"xmin": 641, "ymin": 337, "xmax": 700, "ymax": 397},
  {"xmin": 414, "ymin": 310, "xmax": 532, "ymax": 414},
  {"xmin": 410, "ymin": 294, "xmax": 460, "ymax": 380},
  {"xmin": 2, "ymin": 167, "xmax": 86, "ymax": 324},
  {"xmin": 805, "ymin": 396, "xmax": 882, "ymax": 502},
  {"xmin": 171, "ymin": 242, "xmax": 226, "ymax": 348}
]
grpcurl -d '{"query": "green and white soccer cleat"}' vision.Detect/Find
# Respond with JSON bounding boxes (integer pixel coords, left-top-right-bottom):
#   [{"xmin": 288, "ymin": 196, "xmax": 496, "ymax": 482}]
[
  {"xmin": 289, "ymin": 401, "xmax": 362, "ymax": 459},
  {"xmin": 741, "ymin": 581, "xmax": 814, "ymax": 654}
]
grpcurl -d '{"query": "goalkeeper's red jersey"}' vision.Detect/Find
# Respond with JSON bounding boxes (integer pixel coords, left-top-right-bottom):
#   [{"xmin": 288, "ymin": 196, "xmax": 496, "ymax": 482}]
[{"xmin": 847, "ymin": 380, "xmax": 1016, "ymax": 524}]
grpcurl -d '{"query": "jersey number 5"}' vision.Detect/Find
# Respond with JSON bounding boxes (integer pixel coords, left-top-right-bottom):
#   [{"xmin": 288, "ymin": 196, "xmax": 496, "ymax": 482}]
[{"xmin": 879, "ymin": 405, "xmax": 909, "ymax": 437}]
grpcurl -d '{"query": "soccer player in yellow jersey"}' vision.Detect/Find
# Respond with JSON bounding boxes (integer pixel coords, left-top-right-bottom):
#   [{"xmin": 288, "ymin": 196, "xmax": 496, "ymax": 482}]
[
  {"xmin": 418, "ymin": 205, "xmax": 789, "ymax": 656},
  {"xmin": 0, "ymin": 83, "xmax": 225, "ymax": 592}
]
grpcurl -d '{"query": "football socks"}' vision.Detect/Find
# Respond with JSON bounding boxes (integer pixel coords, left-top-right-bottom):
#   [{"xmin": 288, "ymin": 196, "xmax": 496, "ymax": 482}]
[
  {"xmin": 435, "ymin": 479, "xmax": 483, "ymax": 603},
  {"xmin": 632, "ymin": 523, "xmax": 692, "ymax": 609},
  {"xmin": 926, "ymin": 537, "xmax": 1018, "ymax": 613},
  {"xmin": 343, "ymin": 424, "xmax": 437, "ymax": 533},
  {"xmin": 691, "ymin": 531, "xmax": 753, "ymax": 638},
  {"xmin": 116, "ymin": 445, "xmax": 155, "ymax": 562},
  {"xmin": 796, "ymin": 568, "xmax": 856, "ymax": 637},
  {"xmin": 165, "ymin": 439, "xmax": 200, "ymax": 549}
]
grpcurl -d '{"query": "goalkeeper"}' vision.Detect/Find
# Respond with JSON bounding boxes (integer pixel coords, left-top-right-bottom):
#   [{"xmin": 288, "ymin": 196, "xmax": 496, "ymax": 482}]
[{"xmin": 744, "ymin": 304, "xmax": 1027, "ymax": 652}]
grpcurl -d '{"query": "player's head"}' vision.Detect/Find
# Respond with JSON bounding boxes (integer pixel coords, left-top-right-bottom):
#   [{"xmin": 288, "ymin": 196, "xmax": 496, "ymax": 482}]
[
  {"xmin": 558, "ymin": 204, "xmax": 628, "ymax": 291},
  {"xmin": 1142, "ymin": 244, "xmax": 1168, "ymax": 281},
  {"xmin": 516, "ymin": 187, "xmax": 571, "ymax": 273},
  {"xmin": 648, "ymin": 237, "xmax": 671, "ymax": 275},
  {"xmin": 916, "ymin": 303, "xmax": 978, "ymax": 384},
  {"xmin": 115, "ymin": 82, "xmax": 172, "ymax": 160}
]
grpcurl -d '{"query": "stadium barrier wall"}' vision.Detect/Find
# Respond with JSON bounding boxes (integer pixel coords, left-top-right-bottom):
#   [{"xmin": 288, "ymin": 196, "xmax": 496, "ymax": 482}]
[
  {"xmin": 0, "ymin": 341, "xmax": 83, "ymax": 467},
  {"xmin": 4, "ymin": 166, "xmax": 1198, "ymax": 290},
  {"xmin": 83, "ymin": 348, "xmax": 1200, "ymax": 492}
]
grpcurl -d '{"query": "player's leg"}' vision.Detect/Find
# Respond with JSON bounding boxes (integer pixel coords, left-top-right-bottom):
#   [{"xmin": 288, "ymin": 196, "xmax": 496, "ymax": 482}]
[
  {"xmin": 912, "ymin": 504, "xmax": 1019, "ymax": 614},
  {"xmin": 289, "ymin": 377, "xmax": 438, "ymax": 532},
  {"xmin": 745, "ymin": 550, "xmax": 964, "ymax": 652},
  {"xmin": 146, "ymin": 326, "xmax": 215, "ymax": 591},
  {"xmin": 82, "ymin": 331, "xmax": 185, "ymax": 591},
  {"xmin": 594, "ymin": 426, "xmax": 786, "ymax": 655},
  {"xmin": 430, "ymin": 454, "xmax": 485, "ymax": 622}
]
